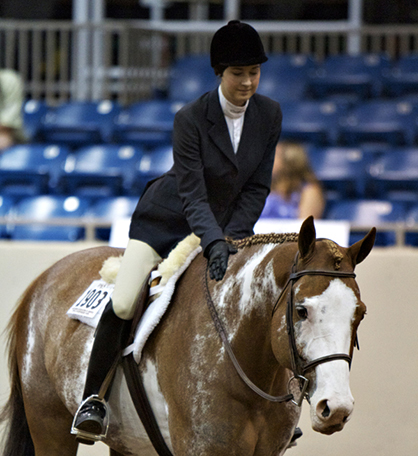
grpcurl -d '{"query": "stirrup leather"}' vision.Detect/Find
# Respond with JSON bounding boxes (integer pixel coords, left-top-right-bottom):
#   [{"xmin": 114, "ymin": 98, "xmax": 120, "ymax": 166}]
[{"xmin": 71, "ymin": 395, "xmax": 109, "ymax": 443}]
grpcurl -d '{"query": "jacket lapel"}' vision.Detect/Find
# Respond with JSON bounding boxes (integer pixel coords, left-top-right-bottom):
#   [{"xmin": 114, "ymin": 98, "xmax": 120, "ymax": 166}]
[
  {"xmin": 236, "ymin": 98, "xmax": 260, "ymax": 162},
  {"xmin": 207, "ymin": 89, "xmax": 238, "ymax": 169}
]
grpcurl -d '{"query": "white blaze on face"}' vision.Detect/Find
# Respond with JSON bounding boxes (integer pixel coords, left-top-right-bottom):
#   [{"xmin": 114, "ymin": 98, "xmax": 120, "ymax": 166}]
[{"xmin": 295, "ymin": 279, "xmax": 357, "ymax": 434}]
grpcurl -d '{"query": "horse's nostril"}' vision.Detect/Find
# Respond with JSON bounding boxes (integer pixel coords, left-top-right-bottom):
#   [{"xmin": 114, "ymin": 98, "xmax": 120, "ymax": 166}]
[
  {"xmin": 342, "ymin": 415, "xmax": 348, "ymax": 423},
  {"xmin": 321, "ymin": 402, "xmax": 330, "ymax": 418}
]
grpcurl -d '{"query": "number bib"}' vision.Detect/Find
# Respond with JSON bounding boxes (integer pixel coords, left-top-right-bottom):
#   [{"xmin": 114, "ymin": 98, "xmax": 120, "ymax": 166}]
[{"xmin": 68, "ymin": 279, "xmax": 114, "ymax": 320}]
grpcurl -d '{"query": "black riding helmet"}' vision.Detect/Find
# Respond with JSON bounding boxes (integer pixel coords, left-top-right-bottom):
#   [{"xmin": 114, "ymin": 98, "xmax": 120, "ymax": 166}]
[{"xmin": 210, "ymin": 20, "xmax": 268, "ymax": 69}]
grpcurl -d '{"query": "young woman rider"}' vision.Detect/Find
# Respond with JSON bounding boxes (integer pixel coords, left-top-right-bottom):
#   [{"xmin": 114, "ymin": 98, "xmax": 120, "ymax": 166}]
[{"xmin": 72, "ymin": 20, "xmax": 283, "ymax": 444}]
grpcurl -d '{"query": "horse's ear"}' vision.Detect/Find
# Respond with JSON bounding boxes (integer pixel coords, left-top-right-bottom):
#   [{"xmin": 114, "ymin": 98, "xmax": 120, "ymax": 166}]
[
  {"xmin": 298, "ymin": 216, "xmax": 316, "ymax": 259},
  {"xmin": 348, "ymin": 227, "xmax": 376, "ymax": 266}
]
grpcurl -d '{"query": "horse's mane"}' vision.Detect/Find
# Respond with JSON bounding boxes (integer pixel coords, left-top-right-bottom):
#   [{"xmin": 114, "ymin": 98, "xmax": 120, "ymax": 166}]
[
  {"xmin": 228, "ymin": 232, "xmax": 299, "ymax": 249},
  {"xmin": 100, "ymin": 233, "xmax": 299, "ymax": 285}
]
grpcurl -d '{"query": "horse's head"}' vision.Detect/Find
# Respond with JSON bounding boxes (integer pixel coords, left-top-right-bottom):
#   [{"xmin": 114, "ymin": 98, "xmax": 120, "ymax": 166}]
[{"xmin": 271, "ymin": 216, "xmax": 376, "ymax": 435}]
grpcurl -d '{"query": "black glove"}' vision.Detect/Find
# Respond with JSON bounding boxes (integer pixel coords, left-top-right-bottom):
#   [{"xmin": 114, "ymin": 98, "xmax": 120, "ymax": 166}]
[{"xmin": 206, "ymin": 240, "xmax": 238, "ymax": 281}]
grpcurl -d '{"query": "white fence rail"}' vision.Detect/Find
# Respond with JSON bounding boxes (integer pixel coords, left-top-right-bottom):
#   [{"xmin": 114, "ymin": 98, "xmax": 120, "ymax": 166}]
[
  {"xmin": 0, "ymin": 216, "xmax": 417, "ymax": 246},
  {"xmin": 1, "ymin": 20, "xmax": 418, "ymax": 104}
]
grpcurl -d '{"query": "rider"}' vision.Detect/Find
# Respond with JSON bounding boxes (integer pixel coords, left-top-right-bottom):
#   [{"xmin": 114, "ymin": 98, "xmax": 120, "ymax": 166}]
[{"xmin": 72, "ymin": 20, "xmax": 284, "ymax": 444}]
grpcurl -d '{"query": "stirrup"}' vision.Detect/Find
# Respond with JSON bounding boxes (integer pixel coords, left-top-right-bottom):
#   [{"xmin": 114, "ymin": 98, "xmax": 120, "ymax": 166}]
[{"xmin": 71, "ymin": 395, "xmax": 109, "ymax": 444}]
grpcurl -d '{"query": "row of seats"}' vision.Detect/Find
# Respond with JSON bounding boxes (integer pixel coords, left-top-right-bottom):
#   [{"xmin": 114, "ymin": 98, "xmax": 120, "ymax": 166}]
[
  {"xmin": 0, "ymin": 143, "xmax": 173, "ymax": 198},
  {"xmin": 308, "ymin": 146, "xmax": 418, "ymax": 201},
  {"xmin": 3, "ymin": 143, "xmax": 418, "ymax": 201},
  {"xmin": 1, "ymin": 194, "xmax": 417, "ymax": 246},
  {"xmin": 264, "ymin": 199, "xmax": 418, "ymax": 247},
  {"xmin": 24, "ymin": 97, "xmax": 418, "ymax": 149},
  {"xmin": 0, "ymin": 195, "xmax": 137, "ymax": 241},
  {"xmin": 169, "ymin": 53, "xmax": 418, "ymax": 103}
]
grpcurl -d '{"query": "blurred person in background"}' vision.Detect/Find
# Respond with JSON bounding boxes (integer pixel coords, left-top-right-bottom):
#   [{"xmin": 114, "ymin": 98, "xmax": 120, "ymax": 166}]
[
  {"xmin": 0, "ymin": 69, "xmax": 26, "ymax": 151},
  {"xmin": 261, "ymin": 141, "xmax": 325, "ymax": 219}
]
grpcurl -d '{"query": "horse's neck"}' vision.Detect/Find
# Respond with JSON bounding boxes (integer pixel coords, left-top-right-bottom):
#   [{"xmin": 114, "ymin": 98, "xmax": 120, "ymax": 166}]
[{"xmin": 218, "ymin": 243, "xmax": 295, "ymax": 389}]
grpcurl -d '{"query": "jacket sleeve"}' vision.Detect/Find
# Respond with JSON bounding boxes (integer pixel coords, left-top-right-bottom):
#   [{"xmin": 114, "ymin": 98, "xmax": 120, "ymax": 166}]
[
  {"xmin": 224, "ymin": 105, "xmax": 282, "ymax": 239},
  {"xmin": 172, "ymin": 109, "xmax": 225, "ymax": 252}
]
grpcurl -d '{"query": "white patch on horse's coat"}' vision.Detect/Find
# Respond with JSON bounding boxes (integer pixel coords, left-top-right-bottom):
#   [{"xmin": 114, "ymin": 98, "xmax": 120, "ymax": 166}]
[
  {"xmin": 142, "ymin": 359, "xmax": 172, "ymax": 444},
  {"xmin": 21, "ymin": 304, "xmax": 36, "ymax": 387},
  {"xmin": 212, "ymin": 245, "xmax": 277, "ymax": 345},
  {"xmin": 295, "ymin": 278, "xmax": 358, "ymax": 431},
  {"xmin": 295, "ymin": 279, "xmax": 357, "ymax": 359},
  {"xmin": 63, "ymin": 336, "xmax": 93, "ymax": 411},
  {"xmin": 106, "ymin": 366, "xmax": 170, "ymax": 456},
  {"xmin": 106, "ymin": 359, "xmax": 173, "ymax": 455},
  {"xmin": 235, "ymin": 245, "xmax": 276, "ymax": 313}
]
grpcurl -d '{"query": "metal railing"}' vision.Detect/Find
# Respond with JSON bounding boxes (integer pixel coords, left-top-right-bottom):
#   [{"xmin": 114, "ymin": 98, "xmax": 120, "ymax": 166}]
[
  {"xmin": 1, "ymin": 19, "xmax": 418, "ymax": 104},
  {"xmin": 0, "ymin": 215, "xmax": 417, "ymax": 246}
]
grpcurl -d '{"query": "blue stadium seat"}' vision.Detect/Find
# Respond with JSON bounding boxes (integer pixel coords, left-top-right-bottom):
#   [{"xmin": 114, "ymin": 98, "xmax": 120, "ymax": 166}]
[
  {"xmin": 338, "ymin": 100, "xmax": 416, "ymax": 146},
  {"xmin": 257, "ymin": 54, "xmax": 316, "ymax": 102},
  {"xmin": 308, "ymin": 54, "xmax": 391, "ymax": 100},
  {"xmin": 38, "ymin": 100, "xmax": 120, "ymax": 146},
  {"xmin": 309, "ymin": 146, "xmax": 371, "ymax": 199},
  {"xmin": 168, "ymin": 55, "xmax": 218, "ymax": 102},
  {"xmin": 327, "ymin": 199, "xmax": 406, "ymax": 246},
  {"xmin": 87, "ymin": 196, "xmax": 138, "ymax": 241},
  {"xmin": 112, "ymin": 100, "xmax": 183, "ymax": 148},
  {"xmin": 57, "ymin": 145, "xmax": 143, "ymax": 197},
  {"xmin": 367, "ymin": 148, "xmax": 418, "ymax": 199},
  {"xmin": 0, "ymin": 195, "xmax": 14, "ymax": 238},
  {"xmin": 280, "ymin": 100, "xmax": 347, "ymax": 145},
  {"xmin": 382, "ymin": 54, "xmax": 418, "ymax": 97},
  {"xmin": 23, "ymin": 99, "xmax": 49, "ymax": 141},
  {"xmin": 0, "ymin": 144, "xmax": 69, "ymax": 196},
  {"xmin": 133, "ymin": 145, "xmax": 174, "ymax": 194},
  {"xmin": 10, "ymin": 195, "xmax": 90, "ymax": 241}
]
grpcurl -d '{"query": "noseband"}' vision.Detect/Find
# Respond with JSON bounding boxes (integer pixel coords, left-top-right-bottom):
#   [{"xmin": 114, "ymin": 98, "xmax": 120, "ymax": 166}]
[{"xmin": 204, "ymin": 249, "xmax": 357, "ymax": 407}]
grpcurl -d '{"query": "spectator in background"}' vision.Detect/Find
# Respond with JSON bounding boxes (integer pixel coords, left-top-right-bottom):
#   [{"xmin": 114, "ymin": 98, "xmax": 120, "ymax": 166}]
[
  {"xmin": 261, "ymin": 141, "xmax": 325, "ymax": 220},
  {"xmin": 0, "ymin": 69, "xmax": 26, "ymax": 151}
]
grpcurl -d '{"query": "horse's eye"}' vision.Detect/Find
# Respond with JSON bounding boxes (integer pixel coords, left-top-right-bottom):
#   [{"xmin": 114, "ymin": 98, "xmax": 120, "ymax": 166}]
[{"xmin": 296, "ymin": 306, "xmax": 308, "ymax": 320}]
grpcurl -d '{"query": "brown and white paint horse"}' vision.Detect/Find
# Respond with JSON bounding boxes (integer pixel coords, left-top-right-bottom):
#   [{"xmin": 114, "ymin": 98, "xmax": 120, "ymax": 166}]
[{"xmin": 0, "ymin": 217, "xmax": 375, "ymax": 456}]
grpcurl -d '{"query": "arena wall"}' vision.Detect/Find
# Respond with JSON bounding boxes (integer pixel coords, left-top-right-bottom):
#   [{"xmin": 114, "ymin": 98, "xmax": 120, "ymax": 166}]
[{"xmin": 0, "ymin": 241, "xmax": 416, "ymax": 455}]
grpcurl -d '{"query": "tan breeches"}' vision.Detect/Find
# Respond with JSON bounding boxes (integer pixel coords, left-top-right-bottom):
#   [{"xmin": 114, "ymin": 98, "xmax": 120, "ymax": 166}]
[{"xmin": 111, "ymin": 239, "xmax": 161, "ymax": 320}]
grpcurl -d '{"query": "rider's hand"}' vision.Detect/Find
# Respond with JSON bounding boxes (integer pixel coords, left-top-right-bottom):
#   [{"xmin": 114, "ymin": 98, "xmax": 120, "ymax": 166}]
[{"xmin": 205, "ymin": 240, "xmax": 238, "ymax": 281}]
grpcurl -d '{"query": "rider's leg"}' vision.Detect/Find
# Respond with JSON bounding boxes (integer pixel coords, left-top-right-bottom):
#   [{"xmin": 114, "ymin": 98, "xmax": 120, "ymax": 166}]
[{"xmin": 72, "ymin": 239, "xmax": 161, "ymax": 444}]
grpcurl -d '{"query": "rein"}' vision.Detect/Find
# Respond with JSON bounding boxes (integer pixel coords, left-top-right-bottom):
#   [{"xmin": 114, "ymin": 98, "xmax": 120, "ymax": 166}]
[
  {"xmin": 204, "ymin": 268, "xmax": 293, "ymax": 403},
  {"xmin": 204, "ymin": 252, "xmax": 357, "ymax": 407}
]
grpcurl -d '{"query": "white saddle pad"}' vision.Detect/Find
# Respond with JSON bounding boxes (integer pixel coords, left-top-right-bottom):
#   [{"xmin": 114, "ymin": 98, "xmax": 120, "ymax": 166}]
[{"xmin": 67, "ymin": 235, "xmax": 201, "ymax": 364}]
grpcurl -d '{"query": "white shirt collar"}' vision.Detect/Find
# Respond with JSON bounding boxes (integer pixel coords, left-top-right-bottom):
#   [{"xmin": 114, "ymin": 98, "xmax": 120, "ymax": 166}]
[{"xmin": 218, "ymin": 85, "xmax": 249, "ymax": 119}]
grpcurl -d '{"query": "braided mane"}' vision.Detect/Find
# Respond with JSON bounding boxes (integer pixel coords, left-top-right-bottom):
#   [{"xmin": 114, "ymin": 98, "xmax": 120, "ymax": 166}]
[{"xmin": 228, "ymin": 232, "xmax": 299, "ymax": 249}]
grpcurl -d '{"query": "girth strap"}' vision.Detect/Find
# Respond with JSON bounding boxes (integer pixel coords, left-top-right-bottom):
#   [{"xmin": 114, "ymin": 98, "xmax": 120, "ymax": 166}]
[
  {"xmin": 122, "ymin": 267, "xmax": 174, "ymax": 456},
  {"xmin": 123, "ymin": 353, "xmax": 174, "ymax": 456}
]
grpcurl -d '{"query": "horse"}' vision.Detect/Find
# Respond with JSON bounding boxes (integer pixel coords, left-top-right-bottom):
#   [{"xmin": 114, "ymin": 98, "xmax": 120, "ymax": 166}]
[{"xmin": 0, "ymin": 216, "xmax": 376, "ymax": 456}]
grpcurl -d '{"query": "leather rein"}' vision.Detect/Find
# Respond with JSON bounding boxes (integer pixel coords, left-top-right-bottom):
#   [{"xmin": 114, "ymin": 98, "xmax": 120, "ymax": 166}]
[{"xmin": 204, "ymin": 252, "xmax": 357, "ymax": 407}]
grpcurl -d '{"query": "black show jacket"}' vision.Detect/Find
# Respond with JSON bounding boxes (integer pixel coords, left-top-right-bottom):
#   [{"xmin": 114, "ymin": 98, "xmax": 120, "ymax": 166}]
[{"xmin": 129, "ymin": 88, "xmax": 282, "ymax": 258}]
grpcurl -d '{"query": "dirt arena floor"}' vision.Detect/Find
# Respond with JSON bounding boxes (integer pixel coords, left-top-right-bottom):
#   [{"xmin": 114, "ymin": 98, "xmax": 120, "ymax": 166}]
[{"xmin": 0, "ymin": 241, "xmax": 417, "ymax": 455}]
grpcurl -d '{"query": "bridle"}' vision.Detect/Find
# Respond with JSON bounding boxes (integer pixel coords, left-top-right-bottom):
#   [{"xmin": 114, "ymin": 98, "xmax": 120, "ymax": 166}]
[
  {"xmin": 272, "ymin": 250, "xmax": 357, "ymax": 406},
  {"xmin": 204, "ymin": 246, "xmax": 358, "ymax": 407}
]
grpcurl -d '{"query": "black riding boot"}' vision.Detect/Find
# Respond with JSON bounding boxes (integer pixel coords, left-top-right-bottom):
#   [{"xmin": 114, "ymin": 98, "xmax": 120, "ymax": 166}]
[{"xmin": 72, "ymin": 300, "xmax": 131, "ymax": 445}]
